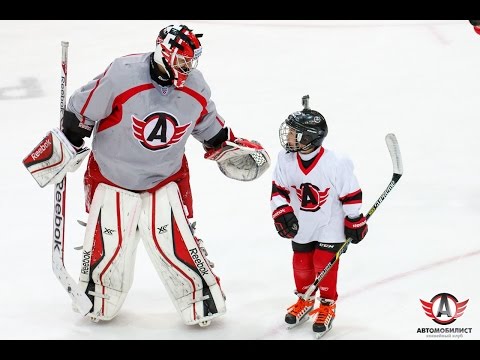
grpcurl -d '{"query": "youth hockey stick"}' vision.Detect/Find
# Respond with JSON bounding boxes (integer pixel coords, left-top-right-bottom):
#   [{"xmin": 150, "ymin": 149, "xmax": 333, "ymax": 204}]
[
  {"xmin": 303, "ymin": 133, "xmax": 403, "ymax": 299},
  {"xmin": 52, "ymin": 41, "xmax": 93, "ymax": 316}
]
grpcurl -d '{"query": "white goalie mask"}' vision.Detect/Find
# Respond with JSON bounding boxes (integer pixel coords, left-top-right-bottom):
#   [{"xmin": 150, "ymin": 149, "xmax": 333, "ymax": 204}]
[{"xmin": 153, "ymin": 24, "xmax": 203, "ymax": 88}]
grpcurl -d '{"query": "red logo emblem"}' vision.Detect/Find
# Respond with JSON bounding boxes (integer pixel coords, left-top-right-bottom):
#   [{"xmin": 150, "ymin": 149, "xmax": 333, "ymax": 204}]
[
  {"xmin": 294, "ymin": 183, "xmax": 330, "ymax": 212},
  {"xmin": 420, "ymin": 293, "xmax": 469, "ymax": 325},
  {"xmin": 132, "ymin": 112, "xmax": 190, "ymax": 151}
]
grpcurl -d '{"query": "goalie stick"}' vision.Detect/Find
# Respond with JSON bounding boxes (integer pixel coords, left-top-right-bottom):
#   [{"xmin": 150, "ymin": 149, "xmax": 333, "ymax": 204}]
[
  {"xmin": 302, "ymin": 133, "xmax": 403, "ymax": 300},
  {"xmin": 52, "ymin": 41, "xmax": 93, "ymax": 316}
]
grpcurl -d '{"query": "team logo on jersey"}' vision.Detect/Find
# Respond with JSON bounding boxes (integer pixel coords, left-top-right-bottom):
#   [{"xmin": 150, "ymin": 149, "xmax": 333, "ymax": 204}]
[
  {"xmin": 420, "ymin": 293, "xmax": 469, "ymax": 325},
  {"xmin": 132, "ymin": 112, "xmax": 191, "ymax": 151},
  {"xmin": 294, "ymin": 183, "xmax": 330, "ymax": 212}
]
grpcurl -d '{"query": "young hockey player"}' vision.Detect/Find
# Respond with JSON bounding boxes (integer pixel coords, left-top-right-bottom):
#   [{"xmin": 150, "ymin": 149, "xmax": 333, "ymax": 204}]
[
  {"xmin": 24, "ymin": 24, "xmax": 270, "ymax": 327},
  {"xmin": 270, "ymin": 95, "xmax": 368, "ymax": 337}
]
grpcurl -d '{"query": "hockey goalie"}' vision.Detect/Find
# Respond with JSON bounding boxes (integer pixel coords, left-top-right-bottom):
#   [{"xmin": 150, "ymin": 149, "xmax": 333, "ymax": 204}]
[{"xmin": 22, "ymin": 24, "xmax": 270, "ymax": 326}]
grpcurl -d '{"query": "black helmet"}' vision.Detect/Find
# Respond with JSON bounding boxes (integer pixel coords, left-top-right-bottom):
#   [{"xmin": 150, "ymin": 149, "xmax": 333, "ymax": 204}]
[{"xmin": 279, "ymin": 95, "xmax": 328, "ymax": 152}]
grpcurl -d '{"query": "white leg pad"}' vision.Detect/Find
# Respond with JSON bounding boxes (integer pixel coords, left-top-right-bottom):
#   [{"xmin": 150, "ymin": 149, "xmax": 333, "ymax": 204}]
[
  {"xmin": 78, "ymin": 183, "xmax": 142, "ymax": 321},
  {"xmin": 139, "ymin": 182, "xmax": 226, "ymax": 326}
]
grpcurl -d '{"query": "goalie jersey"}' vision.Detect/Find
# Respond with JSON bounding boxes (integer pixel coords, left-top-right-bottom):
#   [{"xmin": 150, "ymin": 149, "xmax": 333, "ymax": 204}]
[
  {"xmin": 67, "ymin": 52, "xmax": 226, "ymax": 191},
  {"xmin": 271, "ymin": 147, "xmax": 363, "ymax": 244}
]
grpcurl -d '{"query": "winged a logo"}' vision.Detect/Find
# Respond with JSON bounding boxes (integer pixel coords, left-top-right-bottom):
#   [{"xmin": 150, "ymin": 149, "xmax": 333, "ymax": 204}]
[
  {"xmin": 420, "ymin": 293, "xmax": 469, "ymax": 325},
  {"xmin": 132, "ymin": 112, "xmax": 191, "ymax": 151},
  {"xmin": 293, "ymin": 183, "xmax": 330, "ymax": 212}
]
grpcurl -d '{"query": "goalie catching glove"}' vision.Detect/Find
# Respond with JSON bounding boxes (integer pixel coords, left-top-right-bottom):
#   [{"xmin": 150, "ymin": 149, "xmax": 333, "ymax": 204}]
[
  {"xmin": 204, "ymin": 138, "xmax": 271, "ymax": 181},
  {"xmin": 23, "ymin": 127, "xmax": 90, "ymax": 188}
]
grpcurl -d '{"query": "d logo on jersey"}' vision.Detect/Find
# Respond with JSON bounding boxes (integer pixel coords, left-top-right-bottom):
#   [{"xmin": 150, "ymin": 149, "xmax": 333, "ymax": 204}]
[
  {"xmin": 132, "ymin": 112, "xmax": 191, "ymax": 151},
  {"xmin": 295, "ymin": 183, "xmax": 330, "ymax": 212}
]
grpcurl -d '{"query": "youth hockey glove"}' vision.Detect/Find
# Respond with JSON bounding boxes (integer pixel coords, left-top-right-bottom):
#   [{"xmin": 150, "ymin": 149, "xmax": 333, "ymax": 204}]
[
  {"xmin": 344, "ymin": 214, "xmax": 368, "ymax": 244},
  {"xmin": 273, "ymin": 206, "xmax": 299, "ymax": 239}
]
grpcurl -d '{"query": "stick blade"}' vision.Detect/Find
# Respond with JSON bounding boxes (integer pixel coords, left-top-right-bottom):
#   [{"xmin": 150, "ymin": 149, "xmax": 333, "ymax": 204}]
[
  {"xmin": 53, "ymin": 254, "xmax": 92, "ymax": 316},
  {"xmin": 385, "ymin": 133, "xmax": 403, "ymax": 175}
]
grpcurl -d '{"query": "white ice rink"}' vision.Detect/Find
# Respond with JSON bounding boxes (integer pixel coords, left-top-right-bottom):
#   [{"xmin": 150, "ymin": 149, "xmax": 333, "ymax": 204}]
[{"xmin": 1, "ymin": 20, "xmax": 479, "ymax": 340}]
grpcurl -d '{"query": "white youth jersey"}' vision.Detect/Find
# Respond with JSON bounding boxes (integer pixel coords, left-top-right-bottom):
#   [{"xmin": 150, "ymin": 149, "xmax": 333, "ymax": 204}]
[
  {"xmin": 67, "ymin": 53, "xmax": 225, "ymax": 191},
  {"xmin": 271, "ymin": 147, "xmax": 363, "ymax": 244}
]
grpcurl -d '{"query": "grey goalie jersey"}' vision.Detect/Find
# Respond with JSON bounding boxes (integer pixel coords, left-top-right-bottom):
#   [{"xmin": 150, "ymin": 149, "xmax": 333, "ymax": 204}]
[{"xmin": 67, "ymin": 52, "xmax": 226, "ymax": 191}]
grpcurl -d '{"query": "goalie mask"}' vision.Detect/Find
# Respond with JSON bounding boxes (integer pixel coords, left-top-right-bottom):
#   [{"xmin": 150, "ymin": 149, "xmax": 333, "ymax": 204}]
[
  {"xmin": 279, "ymin": 96, "xmax": 328, "ymax": 153},
  {"xmin": 154, "ymin": 24, "xmax": 203, "ymax": 88}
]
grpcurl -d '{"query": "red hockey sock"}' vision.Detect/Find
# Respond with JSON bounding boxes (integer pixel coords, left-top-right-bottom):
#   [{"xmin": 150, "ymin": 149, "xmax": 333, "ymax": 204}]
[
  {"xmin": 313, "ymin": 248, "xmax": 339, "ymax": 301},
  {"xmin": 293, "ymin": 251, "xmax": 315, "ymax": 294}
]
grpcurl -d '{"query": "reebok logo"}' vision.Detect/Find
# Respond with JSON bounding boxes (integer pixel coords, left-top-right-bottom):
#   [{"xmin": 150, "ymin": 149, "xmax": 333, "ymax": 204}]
[
  {"xmin": 274, "ymin": 208, "xmax": 286, "ymax": 217},
  {"xmin": 78, "ymin": 122, "xmax": 93, "ymax": 131},
  {"xmin": 53, "ymin": 181, "xmax": 65, "ymax": 253},
  {"xmin": 81, "ymin": 250, "xmax": 91, "ymax": 275},
  {"xmin": 31, "ymin": 137, "xmax": 52, "ymax": 161},
  {"xmin": 353, "ymin": 220, "xmax": 366, "ymax": 228},
  {"xmin": 189, "ymin": 248, "xmax": 209, "ymax": 276},
  {"xmin": 60, "ymin": 75, "xmax": 65, "ymax": 115},
  {"xmin": 273, "ymin": 207, "xmax": 291, "ymax": 219}
]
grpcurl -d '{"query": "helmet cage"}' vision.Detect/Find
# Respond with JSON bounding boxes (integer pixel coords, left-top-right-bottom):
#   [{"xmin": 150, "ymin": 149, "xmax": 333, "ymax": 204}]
[{"xmin": 279, "ymin": 112, "xmax": 327, "ymax": 152}]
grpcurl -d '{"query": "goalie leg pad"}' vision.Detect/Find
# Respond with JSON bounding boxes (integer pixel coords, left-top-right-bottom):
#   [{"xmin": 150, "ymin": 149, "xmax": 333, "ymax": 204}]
[
  {"xmin": 78, "ymin": 183, "xmax": 142, "ymax": 321},
  {"xmin": 138, "ymin": 182, "xmax": 226, "ymax": 326}
]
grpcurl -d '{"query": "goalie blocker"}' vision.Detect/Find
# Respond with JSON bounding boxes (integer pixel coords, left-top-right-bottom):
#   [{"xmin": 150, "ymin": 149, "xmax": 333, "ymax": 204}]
[
  {"xmin": 78, "ymin": 182, "xmax": 226, "ymax": 326},
  {"xmin": 204, "ymin": 138, "xmax": 271, "ymax": 181},
  {"xmin": 22, "ymin": 128, "xmax": 89, "ymax": 188}
]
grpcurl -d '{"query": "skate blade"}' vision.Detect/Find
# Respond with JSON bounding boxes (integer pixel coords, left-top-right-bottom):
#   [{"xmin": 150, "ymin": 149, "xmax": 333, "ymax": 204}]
[
  {"xmin": 314, "ymin": 328, "xmax": 332, "ymax": 339},
  {"xmin": 286, "ymin": 315, "xmax": 310, "ymax": 329}
]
